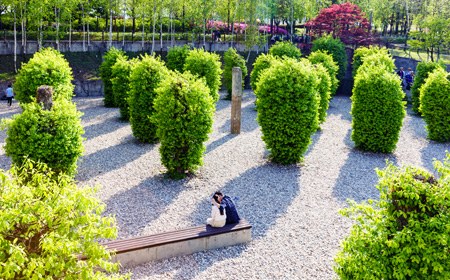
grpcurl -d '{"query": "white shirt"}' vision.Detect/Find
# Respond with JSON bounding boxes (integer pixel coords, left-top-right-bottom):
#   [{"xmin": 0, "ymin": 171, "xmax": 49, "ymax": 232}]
[{"xmin": 209, "ymin": 203, "xmax": 226, "ymax": 227}]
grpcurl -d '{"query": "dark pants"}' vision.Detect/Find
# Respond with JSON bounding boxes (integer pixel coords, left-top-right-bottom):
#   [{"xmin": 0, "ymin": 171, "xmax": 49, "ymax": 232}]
[{"xmin": 7, "ymin": 97, "xmax": 12, "ymax": 106}]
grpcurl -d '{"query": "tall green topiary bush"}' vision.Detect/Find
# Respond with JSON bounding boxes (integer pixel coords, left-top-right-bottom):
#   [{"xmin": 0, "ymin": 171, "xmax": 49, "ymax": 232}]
[
  {"xmin": 2, "ymin": 86, "xmax": 84, "ymax": 176},
  {"xmin": 268, "ymin": 41, "xmax": 302, "ymax": 60},
  {"xmin": 308, "ymin": 50, "xmax": 339, "ymax": 95},
  {"xmin": 166, "ymin": 45, "xmax": 190, "ymax": 72},
  {"xmin": 351, "ymin": 64, "xmax": 405, "ymax": 153},
  {"xmin": 250, "ymin": 53, "xmax": 277, "ymax": 92},
  {"xmin": 14, "ymin": 48, "xmax": 74, "ymax": 104},
  {"xmin": 223, "ymin": 48, "xmax": 248, "ymax": 99},
  {"xmin": 184, "ymin": 48, "xmax": 222, "ymax": 102},
  {"xmin": 419, "ymin": 68, "xmax": 450, "ymax": 142},
  {"xmin": 129, "ymin": 54, "xmax": 169, "ymax": 143},
  {"xmin": 311, "ymin": 35, "xmax": 347, "ymax": 81},
  {"xmin": 256, "ymin": 58, "xmax": 319, "ymax": 164},
  {"xmin": 99, "ymin": 47, "xmax": 127, "ymax": 107},
  {"xmin": 335, "ymin": 155, "xmax": 450, "ymax": 279},
  {"xmin": 111, "ymin": 57, "xmax": 137, "ymax": 121},
  {"xmin": 0, "ymin": 160, "xmax": 128, "ymax": 280},
  {"xmin": 313, "ymin": 63, "xmax": 332, "ymax": 125},
  {"xmin": 356, "ymin": 52, "xmax": 396, "ymax": 75},
  {"xmin": 352, "ymin": 46, "xmax": 390, "ymax": 77},
  {"xmin": 411, "ymin": 61, "xmax": 445, "ymax": 114},
  {"xmin": 153, "ymin": 72, "xmax": 214, "ymax": 178}
]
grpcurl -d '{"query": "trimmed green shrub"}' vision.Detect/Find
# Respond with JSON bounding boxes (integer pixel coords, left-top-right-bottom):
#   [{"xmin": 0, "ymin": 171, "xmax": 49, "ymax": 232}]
[
  {"xmin": 129, "ymin": 54, "xmax": 169, "ymax": 143},
  {"xmin": 153, "ymin": 72, "xmax": 214, "ymax": 178},
  {"xmin": 313, "ymin": 63, "xmax": 332, "ymax": 125},
  {"xmin": 184, "ymin": 49, "xmax": 222, "ymax": 102},
  {"xmin": 111, "ymin": 57, "xmax": 137, "ymax": 121},
  {"xmin": 335, "ymin": 156, "xmax": 450, "ymax": 279},
  {"xmin": 352, "ymin": 46, "xmax": 390, "ymax": 77},
  {"xmin": 0, "ymin": 160, "xmax": 128, "ymax": 280},
  {"xmin": 166, "ymin": 45, "xmax": 190, "ymax": 72},
  {"xmin": 2, "ymin": 87, "xmax": 84, "ymax": 176},
  {"xmin": 411, "ymin": 61, "xmax": 445, "ymax": 114},
  {"xmin": 256, "ymin": 58, "xmax": 319, "ymax": 164},
  {"xmin": 311, "ymin": 35, "xmax": 347, "ymax": 81},
  {"xmin": 268, "ymin": 41, "xmax": 302, "ymax": 60},
  {"xmin": 14, "ymin": 48, "xmax": 74, "ymax": 104},
  {"xmin": 419, "ymin": 68, "xmax": 450, "ymax": 142},
  {"xmin": 99, "ymin": 47, "xmax": 127, "ymax": 107},
  {"xmin": 250, "ymin": 53, "xmax": 277, "ymax": 92},
  {"xmin": 223, "ymin": 48, "xmax": 248, "ymax": 99},
  {"xmin": 351, "ymin": 64, "xmax": 405, "ymax": 153},
  {"xmin": 308, "ymin": 50, "xmax": 339, "ymax": 95}
]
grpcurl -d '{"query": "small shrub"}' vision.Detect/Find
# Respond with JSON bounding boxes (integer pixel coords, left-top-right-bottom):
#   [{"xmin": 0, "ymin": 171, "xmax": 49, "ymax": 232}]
[
  {"xmin": 411, "ymin": 61, "xmax": 445, "ymax": 114},
  {"xmin": 223, "ymin": 48, "xmax": 248, "ymax": 99},
  {"xmin": 335, "ymin": 155, "xmax": 450, "ymax": 279},
  {"xmin": 14, "ymin": 48, "xmax": 74, "ymax": 104},
  {"xmin": 184, "ymin": 49, "xmax": 222, "ymax": 102},
  {"xmin": 308, "ymin": 50, "xmax": 339, "ymax": 95},
  {"xmin": 129, "ymin": 54, "xmax": 169, "ymax": 143},
  {"xmin": 356, "ymin": 52, "xmax": 396, "ymax": 76},
  {"xmin": 166, "ymin": 45, "xmax": 190, "ymax": 72},
  {"xmin": 311, "ymin": 35, "xmax": 348, "ymax": 81},
  {"xmin": 352, "ymin": 46, "xmax": 390, "ymax": 77},
  {"xmin": 0, "ymin": 160, "xmax": 128, "ymax": 280},
  {"xmin": 153, "ymin": 72, "xmax": 214, "ymax": 178},
  {"xmin": 419, "ymin": 68, "xmax": 450, "ymax": 142},
  {"xmin": 256, "ymin": 58, "xmax": 319, "ymax": 164},
  {"xmin": 99, "ymin": 47, "xmax": 127, "ymax": 107},
  {"xmin": 313, "ymin": 63, "xmax": 332, "ymax": 125},
  {"xmin": 268, "ymin": 41, "xmax": 302, "ymax": 60},
  {"xmin": 111, "ymin": 57, "xmax": 137, "ymax": 121},
  {"xmin": 351, "ymin": 64, "xmax": 405, "ymax": 153},
  {"xmin": 2, "ymin": 86, "xmax": 84, "ymax": 176},
  {"xmin": 250, "ymin": 53, "xmax": 277, "ymax": 92}
]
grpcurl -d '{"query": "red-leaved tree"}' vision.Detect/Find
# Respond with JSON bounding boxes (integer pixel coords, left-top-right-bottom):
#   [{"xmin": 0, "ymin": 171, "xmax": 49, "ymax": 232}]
[{"xmin": 306, "ymin": 3, "xmax": 376, "ymax": 46}]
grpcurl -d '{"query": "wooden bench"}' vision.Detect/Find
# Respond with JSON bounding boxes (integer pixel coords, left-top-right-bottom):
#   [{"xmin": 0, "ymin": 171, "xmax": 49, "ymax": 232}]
[{"xmin": 103, "ymin": 220, "xmax": 252, "ymax": 267}]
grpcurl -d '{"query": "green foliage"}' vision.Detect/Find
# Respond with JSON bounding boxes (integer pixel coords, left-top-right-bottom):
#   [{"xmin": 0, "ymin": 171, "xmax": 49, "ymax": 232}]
[
  {"xmin": 352, "ymin": 46, "xmax": 390, "ymax": 78},
  {"xmin": 129, "ymin": 54, "xmax": 169, "ymax": 143},
  {"xmin": 351, "ymin": 64, "xmax": 405, "ymax": 153},
  {"xmin": 0, "ymin": 160, "xmax": 128, "ymax": 280},
  {"xmin": 268, "ymin": 41, "xmax": 302, "ymax": 60},
  {"xmin": 183, "ymin": 49, "xmax": 222, "ymax": 102},
  {"xmin": 153, "ymin": 72, "xmax": 214, "ymax": 178},
  {"xmin": 99, "ymin": 47, "xmax": 127, "ymax": 107},
  {"xmin": 419, "ymin": 68, "xmax": 450, "ymax": 142},
  {"xmin": 314, "ymin": 64, "xmax": 332, "ymax": 125},
  {"xmin": 14, "ymin": 48, "xmax": 74, "ymax": 104},
  {"xmin": 2, "ymin": 99, "xmax": 84, "ymax": 176},
  {"xmin": 308, "ymin": 50, "xmax": 340, "ymax": 95},
  {"xmin": 411, "ymin": 61, "xmax": 445, "ymax": 114},
  {"xmin": 357, "ymin": 52, "xmax": 396, "ymax": 75},
  {"xmin": 256, "ymin": 58, "xmax": 319, "ymax": 164},
  {"xmin": 335, "ymin": 156, "xmax": 450, "ymax": 280},
  {"xmin": 111, "ymin": 57, "xmax": 137, "ymax": 121},
  {"xmin": 166, "ymin": 45, "xmax": 190, "ymax": 72},
  {"xmin": 311, "ymin": 35, "xmax": 348, "ymax": 81},
  {"xmin": 223, "ymin": 48, "xmax": 248, "ymax": 99},
  {"xmin": 250, "ymin": 53, "xmax": 277, "ymax": 92}
]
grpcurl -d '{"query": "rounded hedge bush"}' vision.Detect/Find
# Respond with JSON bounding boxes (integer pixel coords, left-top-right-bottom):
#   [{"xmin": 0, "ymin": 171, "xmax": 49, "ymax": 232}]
[
  {"xmin": 308, "ymin": 50, "xmax": 339, "ymax": 95},
  {"xmin": 411, "ymin": 61, "xmax": 445, "ymax": 114},
  {"xmin": 166, "ymin": 45, "xmax": 190, "ymax": 72},
  {"xmin": 311, "ymin": 35, "xmax": 347, "ymax": 81},
  {"xmin": 352, "ymin": 46, "xmax": 390, "ymax": 78},
  {"xmin": 223, "ymin": 48, "xmax": 248, "ymax": 99},
  {"xmin": 99, "ymin": 47, "xmax": 127, "ymax": 107},
  {"xmin": 184, "ymin": 49, "xmax": 222, "ymax": 102},
  {"xmin": 250, "ymin": 53, "xmax": 277, "ymax": 92},
  {"xmin": 351, "ymin": 64, "xmax": 405, "ymax": 153},
  {"xmin": 335, "ymin": 157, "xmax": 450, "ymax": 279},
  {"xmin": 2, "ymin": 88, "xmax": 84, "ymax": 176},
  {"xmin": 256, "ymin": 58, "xmax": 319, "ymax": 164},
  {"xmin": 419, "ymin": 68, "xmax": 450, "ymax": 142},
  {"xmin": 111, "ymin": 57, "xmax": 136, "ymax": 121},
  {"xmin": 14, "ymin": 48, "xmax": 74, "ymax": 104},
  {"xmin": 313, "ymin": 63, "xmax": 332, "ymax": 125},
  {"xmin": 153, "ymin": 72, "xmax": 215, "ymax": 178},
  {"xmin": 268, "ymin": 41, "xmax": 302, "ymax": 60},
  {"xmin": 129, "ymin": 54, "xmax": 169, "ymax": 143}
]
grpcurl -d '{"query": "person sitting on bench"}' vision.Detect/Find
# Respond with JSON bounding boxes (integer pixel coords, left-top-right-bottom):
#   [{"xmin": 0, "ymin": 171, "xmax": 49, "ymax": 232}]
[
  {"xmin": 207, "ymin": 195, "xmax": 227, "ymax": 228},
  {"xmin": 214, "ymin": 191, "xmax": 240, "ymax": 224}
]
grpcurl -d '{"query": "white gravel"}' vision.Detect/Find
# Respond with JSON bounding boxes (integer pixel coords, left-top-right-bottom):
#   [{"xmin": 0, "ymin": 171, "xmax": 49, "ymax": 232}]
[{"xmin": 0, "ymin": 91, "xmax": 448, "ymax": 279}]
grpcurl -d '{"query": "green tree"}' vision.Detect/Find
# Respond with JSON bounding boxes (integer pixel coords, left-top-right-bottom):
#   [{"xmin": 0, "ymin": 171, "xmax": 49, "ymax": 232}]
[
  {"xmin": 223, "ymin": 48, "xmax": 248, "ymax": 99},
  {"xmin": 308, "ymin": 50, "xmax": 339, "ymax": 95},
  {"xmin": 312, "ymin": 35, "xmax": 348, "ymax": 81},
  {"xmin": 410, "ymin": 61, "xmax": 445, "ymax": 114},
  {"xmin": 111, "ymin": 56, "xmax": 137, "ymax": 121},
  {"xmin": 99, "ymin": 47, "xmax": 127, "ymax": 107},
  {"xmin": 268, "ymin": 41, "xmax": 301, "ymax": 60}
]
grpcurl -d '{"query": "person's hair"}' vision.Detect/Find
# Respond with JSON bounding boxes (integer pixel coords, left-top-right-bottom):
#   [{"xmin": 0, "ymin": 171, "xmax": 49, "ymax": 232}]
[
  {"xmin": 8, "ymin": 84, "xmax": 12, "ymax": 87},
  {"xmin": 212, "ymin": 193, "xmax": 221, "ymax": 204}
]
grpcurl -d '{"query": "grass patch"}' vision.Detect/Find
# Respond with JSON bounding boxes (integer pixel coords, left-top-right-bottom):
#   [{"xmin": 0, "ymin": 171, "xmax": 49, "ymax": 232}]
[
  {"xmin": 0, "ymin": 72, "xmax": 16, "ymax": 83},
  {"xmin": 390, "ymin": 48, "xmax": 450, "ymax": 65}
]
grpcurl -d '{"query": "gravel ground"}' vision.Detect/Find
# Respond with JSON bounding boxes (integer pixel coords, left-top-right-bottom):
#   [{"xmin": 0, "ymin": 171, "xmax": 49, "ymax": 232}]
[{"xmin": 0, "ymin": 91, "xmax": 448, "ymax": 279}]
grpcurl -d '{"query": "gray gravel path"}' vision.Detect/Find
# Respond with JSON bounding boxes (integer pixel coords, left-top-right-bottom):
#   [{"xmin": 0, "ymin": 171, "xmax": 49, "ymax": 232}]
[{"xmin": 0, "ymin": 91, "xmax": 448, "ymax": 279}]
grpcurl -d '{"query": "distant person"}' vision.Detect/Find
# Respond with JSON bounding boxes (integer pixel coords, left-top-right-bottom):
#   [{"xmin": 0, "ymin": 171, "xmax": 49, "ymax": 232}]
[
  {"xmin": 405, "ymin": 68, "xmax": 414, "ymax": 90},
  {"xmin": 397, "ymin": 67, "xmax": 405, "ymax": 88},
  {"xmin": 5, "ymin": 84, "xmax": 13, "ymax": 107},
  {"xmin": 214, "ymin": 191, "xmax": 240, "ymax": 224},
  {"xmin": 206, "ymin": 195, "xmax": 227, "ymax": 228}
]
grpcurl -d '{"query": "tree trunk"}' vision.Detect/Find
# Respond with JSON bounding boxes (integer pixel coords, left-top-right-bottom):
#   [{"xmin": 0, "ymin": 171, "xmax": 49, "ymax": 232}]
[
  {"xmin": 151, "ymin": 0, "xmax": 156, "ymax": 54},
  {"xmin": 14, "ymin": 8, "xmax": 17, "ymax": 73},
  {"xmin": 109, "ymin": 0, "xmax": 113, "ymax": 48},
  {"xmin": 82, "ymin": 5, "xmax": 86, "ymax": 51}
]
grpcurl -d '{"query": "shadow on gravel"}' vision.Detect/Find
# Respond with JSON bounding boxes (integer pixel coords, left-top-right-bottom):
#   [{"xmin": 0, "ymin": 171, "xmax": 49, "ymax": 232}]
[
  {"xmin": 219, "ymin": 101, "xmax": 259, "ymax": 134},
  {"xmin": 420, "ymin": 142, "xmax": 449, "ymax": 174},
  {"xmin": 206, "ymin": 134, "xmax": 238, "ymax": 154},
  {"xmin": 83, "ymin": 118, "xmax": 129, "ymax": 140},
  {"xmin": 327, "ymin": 96, "xmax": 352, "ymax": 123}
]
